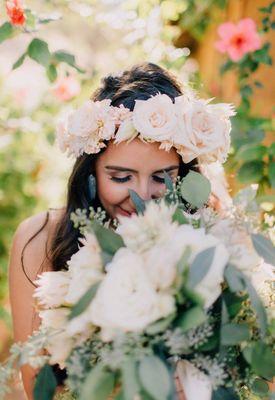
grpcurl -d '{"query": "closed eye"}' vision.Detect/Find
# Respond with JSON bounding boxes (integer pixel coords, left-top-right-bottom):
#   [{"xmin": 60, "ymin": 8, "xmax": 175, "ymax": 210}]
[{"xmin": 110, "ymin": 175, "xmax": 167, "ymax": 184}]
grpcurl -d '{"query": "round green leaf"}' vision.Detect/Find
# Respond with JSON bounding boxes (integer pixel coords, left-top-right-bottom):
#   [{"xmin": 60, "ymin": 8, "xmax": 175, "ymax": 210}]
[
  {"xmin": 235, "ymin": 144, "xmax": 267, "ymax": 162},
  {"xmin": 251, "ymin": 378, "xmax": 269, "ymax": 395},
  {"xmin": 180, "ymin": 170, "xmax": 211, "ymax": 208},
  {"xmin": 138, "ymin": 356, "xmax": 172, "ymax": 400},
  {"xmin": 80, "ymin": 364, "xmax": 115, "ymax": 400}
]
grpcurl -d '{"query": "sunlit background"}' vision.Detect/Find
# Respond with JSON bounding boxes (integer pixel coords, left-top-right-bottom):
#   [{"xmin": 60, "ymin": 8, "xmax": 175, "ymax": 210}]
[{"xmin": 0, "ymin": 0, "xmax": 274, "ymax": 398}]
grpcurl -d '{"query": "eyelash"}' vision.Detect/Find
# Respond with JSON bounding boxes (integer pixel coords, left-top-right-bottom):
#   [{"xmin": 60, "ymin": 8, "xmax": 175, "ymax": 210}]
[{"xmin": 110, "ymin": 175, "xmax": 166, "ymax": 183}]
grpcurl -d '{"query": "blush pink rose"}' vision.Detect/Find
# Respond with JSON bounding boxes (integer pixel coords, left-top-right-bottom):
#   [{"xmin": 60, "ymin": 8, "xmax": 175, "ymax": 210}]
[
  {"xmin": 215, "ymin": 18, "xmax": 261, "ymax": 62},
  {"xmin": 132, "ymin": 93, "xmax": 178, "ymax": 142},
  {"xmin": 53, "ymin": 75, "xmax": 81, "ymax": 102},
  {"xmin": 6, "ymin": 0, "xmax": 26, "ymax": 26}
]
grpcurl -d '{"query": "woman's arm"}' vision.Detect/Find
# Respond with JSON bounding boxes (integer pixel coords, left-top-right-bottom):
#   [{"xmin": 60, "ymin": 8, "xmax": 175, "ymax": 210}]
[{"xmin": 8, "ymin": 211, "xmax": 52, "ymax": 399}]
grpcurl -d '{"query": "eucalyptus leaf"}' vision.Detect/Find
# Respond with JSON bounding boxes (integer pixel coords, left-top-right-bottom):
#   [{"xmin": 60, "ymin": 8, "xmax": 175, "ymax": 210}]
[
  {"xmin": 177, "ymin": 306, "xmax": 207, "ymax": 332},
  {"xmin": 163, "ymin": 170, "xmax": 174, "ymax": 191},
  {"xmin": 221, "ymin": 323, "xmax": 250, "ymax": 345},
  {"xmin": 251, "ymin": 342, "xmax": 275, "ymax": 380},
  {"xmin": 237, "ymin": 161, "xmax": 264, "ymax": 183},
  {"xmin": 251, "ymin": 233, "xmax": 275, "ymax": 266},
  {"xmin": 92, "ymin": 221, "xmax": 124, "ymax": 255},
  {"xmin": 33, "ymin": 364, "xmax": 57, "ymax": 400},
  {"xmin": 212, "ymin": 387, "xmax": 239, "ymax": 400},
  {"xmin": 268, "ymin": 162, "xmax": 275, "ymax": 188},
  {"xmin": 188, "ymin": 247, "xmax": 215, "ymax": 289},
  {"xmin": 235, "ymin": 144, "xmax": 266, "ymax": 162},
  {"xmin": 28, "ymin": 38, "xmax": 51, "ymax": 67},
  {"xmin": 138, "ymin": 356, "xmax": 172, "ymax": 400},
  {"xmin": 122, "ymin": 357, "xmax": 140, "ymax": 400},
  {"xmin": 172, "ymin": 208, "xmax": 188, "ymax": 225},
  {"xmin": 224, "ymin": 264, "xmax": 246, "ymax": 292},
  {"xmin": 0, "ymin": 22, "xmax": 13, "ymax": 44},
  {"xmin": 180, "ymin": 171, "xmax": 211, "ymax": 208},
  {"xmin": 251, "ymin": 378, "xmax": 269, "ymax": 395},
  {"xmin": 68, "ymin": 282, "xmax": 99, "ymax": 320},
  {"xmin": 129, "ymin": 189, "xmax": 145, "ymax": 215},
  {"xmin": 145, "ymin": 313, "xmax": 176, "ymax": 335},
  {"xmin": 80, "ymin": 364, "xmax": 115, "ymax": 400}
]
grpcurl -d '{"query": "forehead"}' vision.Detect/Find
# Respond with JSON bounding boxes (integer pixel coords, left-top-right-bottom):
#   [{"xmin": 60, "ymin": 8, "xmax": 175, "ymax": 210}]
[{"xmin": 96, "ymin": 138, "xmax": 180, "ymax": 171}]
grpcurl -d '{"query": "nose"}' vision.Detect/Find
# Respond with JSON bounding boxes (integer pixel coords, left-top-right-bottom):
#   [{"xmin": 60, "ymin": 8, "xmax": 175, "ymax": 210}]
[{"xmin": 129, "ymin": 179, "xmax": 162, "ymax": 205}]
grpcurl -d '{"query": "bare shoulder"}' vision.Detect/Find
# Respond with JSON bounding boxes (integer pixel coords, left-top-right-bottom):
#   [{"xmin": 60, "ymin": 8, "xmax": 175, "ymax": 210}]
[{"xmin": 10, "ymin": 208, "xmax": 65, "ymax": 279}]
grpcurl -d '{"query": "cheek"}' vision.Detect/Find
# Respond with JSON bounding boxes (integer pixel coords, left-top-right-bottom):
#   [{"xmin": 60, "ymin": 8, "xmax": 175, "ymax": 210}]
[{"xmin": 97, "ymin": 174, "xmax": 128, "ymax": 207}]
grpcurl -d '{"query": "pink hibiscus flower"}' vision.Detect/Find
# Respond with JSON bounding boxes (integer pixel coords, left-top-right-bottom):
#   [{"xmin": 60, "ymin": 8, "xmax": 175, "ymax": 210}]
[
  {"xmin": 215, "ymin": 18, "xmax": 261, "ymax": 62},
  {"xmin": 6, "ymin": 0, "xmax": 26, "ymax": 26}
]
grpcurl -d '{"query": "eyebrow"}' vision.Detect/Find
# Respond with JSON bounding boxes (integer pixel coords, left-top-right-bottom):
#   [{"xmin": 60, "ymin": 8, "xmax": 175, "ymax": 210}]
[{"xmin": 105, "ymin": 165, "xmax": 179, "ymax": 174}]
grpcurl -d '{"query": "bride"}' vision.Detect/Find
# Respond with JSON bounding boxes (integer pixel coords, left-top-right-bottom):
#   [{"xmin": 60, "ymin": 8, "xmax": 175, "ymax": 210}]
[{"xmin": 9, "ymin": 62, "xmax": 224, "ymax": 400}]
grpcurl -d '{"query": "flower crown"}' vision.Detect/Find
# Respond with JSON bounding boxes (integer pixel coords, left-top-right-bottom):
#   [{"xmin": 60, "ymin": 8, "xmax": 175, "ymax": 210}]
[{"xmin": 56, "ymin": 87, "xmax": 236, "ymax": 164}]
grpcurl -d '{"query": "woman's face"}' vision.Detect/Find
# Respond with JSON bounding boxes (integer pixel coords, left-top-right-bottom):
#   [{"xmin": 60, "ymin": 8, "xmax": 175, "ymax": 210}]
[{"xmin": 95, "ymin": 138, "xmax": 180, "ymax": 219}]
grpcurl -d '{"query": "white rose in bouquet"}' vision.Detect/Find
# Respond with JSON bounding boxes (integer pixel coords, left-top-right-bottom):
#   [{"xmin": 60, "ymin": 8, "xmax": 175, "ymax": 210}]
[
  {"xmin": 33, "ymin": 271, "xmax": 70, "ymax": 308},
  {"xmin": 89, "ymin": 247, "xmax": 175, "ymax": 341},
  {"xmin": 116, "ymin": 200, "xmax": 177, "ymax": 253},
  {"xmin": 176, "ymin": 360, "xmax": 212, "ymax": 400},
  {"xmin": 170, "ymin": 225, "xmax": 229, "ymax": 308},
  {"xmin": 209, "ymin": 218, "xmax": 261, "ymax": 276},
  {"xmin": 65, "ymin": 233, "xmax": 104, "ymax": 304},
  {"xmin": 39, "ymin": 308, "xmax": 73, "ymax": 368}
]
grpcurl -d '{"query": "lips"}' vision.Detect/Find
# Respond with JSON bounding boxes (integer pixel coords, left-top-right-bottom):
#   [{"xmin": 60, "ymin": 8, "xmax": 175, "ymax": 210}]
[{"xmin": 117, "ymin": 206, "xmax": 136, "ymax": 217}]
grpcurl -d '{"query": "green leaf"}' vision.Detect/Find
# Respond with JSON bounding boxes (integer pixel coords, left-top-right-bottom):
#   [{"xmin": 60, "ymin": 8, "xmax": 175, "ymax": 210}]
[
  {"xmin": 251, "ymin": 233, "xmax": 275, "ymax": 266},
  {"xmin": 235, "ymin": 144, "xmax": 267, "ymax": 162},
  {"xmin": 28, "ymin": 38, "xmax": 51, "ymax": 67},
  {"xmin": 240, "ymin": 85, "xmax": 253, "ymax": 98},
  {"xmin": 220, "ymin": 59, "xmax": 235, "ymax": 74},
  {"xmin": 242, "ymin": 345, "xmax": 253, "ymax": 364},
  {"xmin": 268, "ymin": 162, "xmax": 275, "ymax": 187},
  {"xmin": 146, "ymin": 313, "xmax": 175, "ymax": 335},
  {"xmin": 138, "ymin": 356, "xmax": 172, "ymax": 400},
  {"xmin": 251, "ymin": 342, "xmax": 275, "ymax": 380},
  {"xmin": 92, "ymin": 221, "xmax": 124, "ymax": 255},
  {"xmin": 224, "ymin": 264, "xmax": 246, "ymax": 292},
  {"xmin": 172, "ymin": 207, "xmax": 188, "ymax": 225},
  {"xmin": 237, "ymin": 161, "xmax": 264, "ymax": 183},
  {"xmin": 221, "ymin": 323, "xmax": 250, "ymax": 345},
  {"xmin": 53, "ymin": 50, "xmax": 85, "ymax": 72},
  {"xmin": 33, "ymin": 364, "xmax": 57, "ymax": 400},
  {"xmin": 46, "ymin": 64, "xmax": 58, "ymax": 82},
  {"xmin": 176, "ymin": 246, "xmax": 192, "ymax": 275},
  {"xmin": 129, "ymin": 189, "xmax": 145, "ymax": 214},
  {"xmin": 212, "ymin": 387, "xmax": 239, "ymax": 400},
  {"xmin": 25, "ymin": 9, "xmax": 36, "ymax": 29},
  {"xmin": 12, "ymin": 53, "xmax": 26, "ymax": 70},
  {"xmin": 163, "ymin": 170, "xmax": 173, "ymax": 191},
  {"xmin": 188, "ymin": 247, "xmax": 215, "ymax": 289},
  {"xmin": 122, "ymin": 357, "xmax": 140, "ymax": 400},
  {"xmin": 0, "ymin": 22, "xmax": 13, "ymax": 44},
  {"xmin": 244, "ymin": 275, "xmax": 268, "ymax": 338},
  {"xmin": 68, "ymin": 282, "xmax": 99, "ymax": 320},
  {"xmin": 251, "ymin": 378, "xmax": 269, "ymax": 395},
  {"xmin": 253, "ymin": 43, "xmax": 272, "ymax": 65},
  {"xmin": 80, "ymin": 364, "xmax": 115, "ymax": 400},
  {"xmin": 180, "ymin": 171, "xmax": 211, "ymax": 208},
  {"xmin": 177, "ymin": 306, "xmax": 207, "ymax": 332}
]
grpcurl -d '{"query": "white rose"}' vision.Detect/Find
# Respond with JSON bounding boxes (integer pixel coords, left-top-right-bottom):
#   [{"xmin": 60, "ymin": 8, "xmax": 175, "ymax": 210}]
[
  {"xmin": 209, "ymin": 218, "xmax": 261, "ymax": 276},
  {"xmin": 89, "ymin": 248, "xmax": 175, "ymax": 340},
  {"xmin": 171, "ymin": 225, "xmax": 229, "ymax": 308},
  {"xmin": 176, "ymin": 360, "xmax": 212, "ymax": 400},
  {"xmin": 33, "ymin": 271, "xmax": 70, "ymax": 308},
  {"xmin": 116, "ymin": 200, "xmax": 177, "ymax": 253},
  {"xmin": 174, "ymin": 96, "xmax": 235, "ymax": 164},
  {"xmin": 66, "ymin": 233, "xmax": 104, "ymax": 304},
  {"xmin": 132, "ymin": 93, "xmax": 178, "ymax": 141}
]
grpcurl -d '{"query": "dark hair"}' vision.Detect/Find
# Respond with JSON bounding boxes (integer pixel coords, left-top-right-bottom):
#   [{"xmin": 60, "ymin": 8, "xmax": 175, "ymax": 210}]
[{"xmin": 21, "ymin": 62, "xmax": 198, "ymax": 280}]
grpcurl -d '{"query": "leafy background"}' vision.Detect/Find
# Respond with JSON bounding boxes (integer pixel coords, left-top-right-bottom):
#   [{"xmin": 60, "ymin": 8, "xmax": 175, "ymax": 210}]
[{"xmin": 0, "ymin": 0, "xmax": 274, "ymax": 398}]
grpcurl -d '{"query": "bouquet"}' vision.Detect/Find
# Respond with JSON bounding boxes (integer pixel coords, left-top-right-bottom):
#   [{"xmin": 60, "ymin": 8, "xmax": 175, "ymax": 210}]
[{"xmin": 1, "ymin": 171, "xmax": 274, "ymax": 400}]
